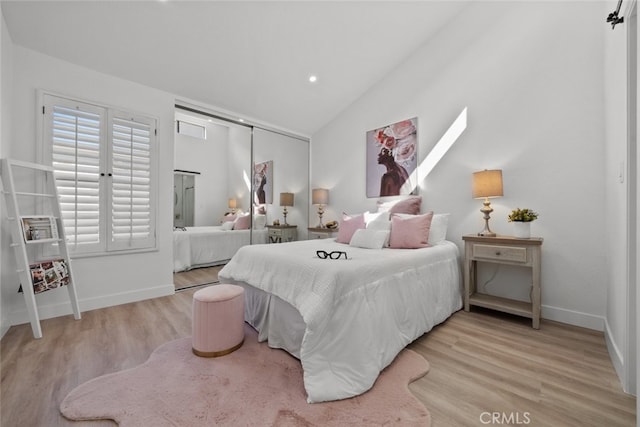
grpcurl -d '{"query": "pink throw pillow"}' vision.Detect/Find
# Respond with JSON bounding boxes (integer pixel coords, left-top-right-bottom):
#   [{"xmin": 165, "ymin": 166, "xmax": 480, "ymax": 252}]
[
  {"xmin": 389, "ymin": 211, "xmax": 434, "ymax": 249},
  {"xmin": 233, "ymin": 214, "xmax": 251, "ymax": 230},
  {"xmin": 377, "ymin": 196, "xmax": 422, "ymax": 215},
  {"xmin": 336, "ymin": 213, "xmax": 365, "ymax": 244},
  {"xmin": 390, "ymin": 196, "xmax": 422, "ymax": 214},
  {"xmin": 222, "ymin": 214, "xmax": 237, "ymax": 223}
]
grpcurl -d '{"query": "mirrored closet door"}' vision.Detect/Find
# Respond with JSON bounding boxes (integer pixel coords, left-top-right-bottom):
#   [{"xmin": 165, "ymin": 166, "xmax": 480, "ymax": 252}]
[
  {"xmin": 173, "ymin": 172, "xmax": 195, "ymax": 227},
  {"xmin": 252, "ymin": 128, "xmax": 309, "ymax": 241},
  {"xmin": 173, "ymin": 105, "xmax": 309, "ymax": 289}
]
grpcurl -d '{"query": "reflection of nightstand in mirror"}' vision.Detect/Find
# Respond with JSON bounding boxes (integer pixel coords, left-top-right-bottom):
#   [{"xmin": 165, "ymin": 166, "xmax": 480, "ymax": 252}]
[
  {"xmin": 266, "ymin": 225, "xmax": 297, "ymax": 243},
  {"xmin": 308, "ymin": 227, "xmax": 338, "ymax": 239}
]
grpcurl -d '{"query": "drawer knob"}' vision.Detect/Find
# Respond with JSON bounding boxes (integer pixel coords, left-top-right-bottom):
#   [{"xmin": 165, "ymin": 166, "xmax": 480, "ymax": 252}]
[{"xmin": 495, "ymin": 251, "xmax": 501, "ymax": 256}]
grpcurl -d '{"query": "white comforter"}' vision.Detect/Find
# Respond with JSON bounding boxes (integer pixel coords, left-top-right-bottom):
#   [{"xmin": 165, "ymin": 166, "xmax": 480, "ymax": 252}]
[
  {"xmin": 173, "ymin": 226, "xmax": 266, "ymax": 272},
  {"xmin": 219, "ymin": 238, "xmax": 461, "ymax": 403}
]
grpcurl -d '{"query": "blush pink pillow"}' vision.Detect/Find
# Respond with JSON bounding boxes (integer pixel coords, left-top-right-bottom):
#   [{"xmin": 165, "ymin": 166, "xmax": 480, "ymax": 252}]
[
  {"xmin": 233, "ymin": 214, "xmax": 251, "ymax": 230},
  {"xmin": 377, "ymin": 196, "xmax": 422, "ymax": 215},
  {"xmin": 222, "ymin": 214, "xmax": 237, "ymax": 223},
  {"xmin": 390, "ymin": 196, "xmax": 421, "ymax": 214},
  {"xmin": 336, "ymin": 213, "xmax": 365, "ymax": 244},
  {"xmin": 389, "ymin": 211, "xmax": 434, "ymax": 249}
]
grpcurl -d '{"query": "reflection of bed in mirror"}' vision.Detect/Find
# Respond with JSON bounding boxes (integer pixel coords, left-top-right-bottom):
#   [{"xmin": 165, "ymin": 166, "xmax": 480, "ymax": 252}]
[{"xmin": 173, "ymin": 225, "xmax": 267, "ymax": 272}]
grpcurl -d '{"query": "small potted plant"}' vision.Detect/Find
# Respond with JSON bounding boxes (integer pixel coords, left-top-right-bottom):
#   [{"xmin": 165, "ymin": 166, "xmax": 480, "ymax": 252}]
[{"xmin": 507, "ymin": 208, "xmax": 539, "ymax": 238}]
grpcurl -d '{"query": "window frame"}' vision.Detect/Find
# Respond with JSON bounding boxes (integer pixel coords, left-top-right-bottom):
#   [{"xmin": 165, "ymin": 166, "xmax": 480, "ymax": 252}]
[{"xmin": 39, "ymin": 91, "xmax": 158, "ymax": 257}]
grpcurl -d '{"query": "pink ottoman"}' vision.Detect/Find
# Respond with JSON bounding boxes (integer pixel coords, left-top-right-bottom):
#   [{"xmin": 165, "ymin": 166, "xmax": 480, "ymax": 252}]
[{"xmin": 192, "ymin": 284, "xmax": 245, "ymax": 357}]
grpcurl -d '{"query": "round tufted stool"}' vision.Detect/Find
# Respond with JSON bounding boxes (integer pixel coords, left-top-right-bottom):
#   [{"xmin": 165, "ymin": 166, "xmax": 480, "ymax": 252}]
[{"xmin": 192, "ymin": 284, "xmax": 245, "ymax": 357}]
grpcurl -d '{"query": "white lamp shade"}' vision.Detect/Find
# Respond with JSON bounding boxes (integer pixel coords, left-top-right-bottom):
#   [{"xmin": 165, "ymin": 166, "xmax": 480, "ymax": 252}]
[
  {"xmin": 312, "ymin": 188, "xmax": 329, "ymax": 205},
  {"xmin": 279, "ymin": 192, "xmax": 294, "ymax": 207},
  {"xmin": 472, "ymin": 170, "xmax": 503, "ymax": 199}
]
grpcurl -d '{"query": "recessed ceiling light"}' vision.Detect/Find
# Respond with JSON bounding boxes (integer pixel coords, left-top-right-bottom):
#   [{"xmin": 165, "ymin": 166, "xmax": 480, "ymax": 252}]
[
  {"xmin": 308, "ymin": 75, "xmax": 318, "ymax": 83},
  {"xmin": 238, "ymin": 118, "xmax": 245, "ymax": 123}
]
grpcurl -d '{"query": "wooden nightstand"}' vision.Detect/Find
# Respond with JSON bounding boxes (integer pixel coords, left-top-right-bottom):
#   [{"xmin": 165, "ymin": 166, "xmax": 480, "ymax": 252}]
[
  {"xmin": 463, "ymin": 234, "xmax": 543, "ymax": 329},
  {"xmin": 266, "ymin": 225, "xmax": 297, "ymax": 243},
  {"xmin": 307, "ymin": 227, "xmax": 338, "ymax": 239}
]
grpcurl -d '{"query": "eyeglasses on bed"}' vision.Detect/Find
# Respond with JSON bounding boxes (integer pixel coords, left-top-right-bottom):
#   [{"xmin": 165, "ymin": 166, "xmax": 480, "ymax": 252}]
[{"xmin": 316, "ymin": 250, "xmax": 348, "ymax": 260}]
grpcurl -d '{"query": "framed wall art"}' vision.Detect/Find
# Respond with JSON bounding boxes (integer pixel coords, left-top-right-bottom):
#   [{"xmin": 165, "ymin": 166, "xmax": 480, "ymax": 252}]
[
  {"xmin": 253, "ymin": 160, "xmax": 273, "ymax": 206},
  {"xmin": 366, "ymin": 118, "xmax": 418, "ymax": 198}
]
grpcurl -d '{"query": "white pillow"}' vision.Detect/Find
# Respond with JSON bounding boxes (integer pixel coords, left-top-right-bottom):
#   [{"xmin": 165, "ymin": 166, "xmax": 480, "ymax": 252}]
[
  {"xmin": 364, "ymin": 211, "xmax": 391, "ymax": 246},
  {"xmin": 220, "ymin": 221, "xmax": 235, "ymax": 231},
  {"xmin": 349, "ymin": 228, "xmax": 389, "ymax": 249},
  {"xmin": 428, "ymin": 213, "xmax": 450, "ymax": 245},
  {"xmin": 364, "ymin": 210, "xmax": 390, "ymax": 227}
]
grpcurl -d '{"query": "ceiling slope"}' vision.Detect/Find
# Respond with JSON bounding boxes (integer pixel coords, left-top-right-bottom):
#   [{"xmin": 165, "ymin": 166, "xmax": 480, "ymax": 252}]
[{"xmin": 1, "ymin": 1, "xmax": 469, "ymax": 135}]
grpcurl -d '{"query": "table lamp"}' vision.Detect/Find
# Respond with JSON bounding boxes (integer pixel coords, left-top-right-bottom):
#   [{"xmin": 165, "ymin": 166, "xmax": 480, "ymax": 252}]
[
  {"xmin": 228, "ymin": 198, "xmax": 237, "ymax": 214},
  {"xmin": 472, "ymin": 169, "xmax": 503, "ymax": 237},
  {"xmin": 312, "ymin": 188, "xmax": 329, "ymax": 228},
  {"xmin": 279, "ymin": 192, "xmax": 294, "ymax": 225}
]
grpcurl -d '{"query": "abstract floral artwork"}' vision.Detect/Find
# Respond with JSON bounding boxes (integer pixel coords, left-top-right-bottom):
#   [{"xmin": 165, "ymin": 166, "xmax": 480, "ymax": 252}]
[{"xmin": 366, "ymin": 118, "xmax": 418, "ymax": 198}]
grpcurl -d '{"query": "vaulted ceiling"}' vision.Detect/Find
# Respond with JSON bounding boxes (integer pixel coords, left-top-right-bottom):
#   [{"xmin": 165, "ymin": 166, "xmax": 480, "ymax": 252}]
[{"xmin": 1, "ymin": 1, "xmax": 470, "ymax": 135}]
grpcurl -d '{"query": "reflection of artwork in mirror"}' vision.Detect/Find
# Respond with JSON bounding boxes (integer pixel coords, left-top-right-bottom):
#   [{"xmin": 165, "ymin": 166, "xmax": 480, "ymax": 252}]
[
  {"xmin": 253, "ymin": 160, "xmax": 273, "ymax": 206},
  {"xmin": 366, "ymin": 117, "xmax": 418, "ymax": 198}
]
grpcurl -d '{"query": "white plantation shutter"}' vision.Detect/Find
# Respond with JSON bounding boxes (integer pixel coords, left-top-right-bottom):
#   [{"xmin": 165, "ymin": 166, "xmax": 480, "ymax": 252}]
[
  {"xmin": 42, "ymin": 94, "xmax": 157, "ymax": 255},
  {"xmin": 109, "ymin": 113, "xmax": 155, "ymax": 250},
  {"xmin": 45, "ymin": 96, "xmax": 106, "ymax": 253}
]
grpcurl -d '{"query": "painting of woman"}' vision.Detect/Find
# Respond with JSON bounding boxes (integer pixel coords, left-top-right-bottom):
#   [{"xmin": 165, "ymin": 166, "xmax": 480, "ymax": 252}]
[{"xmin": 366, "ymin": 118, "xmax": 418, "ymax": 198}]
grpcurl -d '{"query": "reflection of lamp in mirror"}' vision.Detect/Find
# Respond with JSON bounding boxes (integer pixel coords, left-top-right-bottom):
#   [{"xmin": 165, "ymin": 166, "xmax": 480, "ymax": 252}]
[
  {"xmin": 279, "ymin": 192, "xmax": 294, "ymax": 225},
  {"xmin": 312, "ymin": 188, "xmax": 329, "ymax": 228},
  {"xmin": 472, "ymin": 169, "xmax": 503, "ymax": 237},
  {"xmin": 228, "ymin": 198, "xmax": 237, "ymax": 214}
]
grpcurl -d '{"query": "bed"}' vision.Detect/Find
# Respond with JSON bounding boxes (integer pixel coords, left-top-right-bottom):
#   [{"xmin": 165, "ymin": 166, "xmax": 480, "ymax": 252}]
[
  {"xmin": 218, "ymin": 237, "xmax": 461, "ymax": 403},
  {"xmin": 173, "ymin": 226, "xmax": 267, "ymax": 272}
]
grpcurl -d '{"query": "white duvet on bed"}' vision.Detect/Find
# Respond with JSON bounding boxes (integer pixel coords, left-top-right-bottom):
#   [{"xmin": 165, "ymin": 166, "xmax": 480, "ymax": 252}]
[
  {"xmin": 173, "ymin": 226, "xmax": 266, "ymax": 272},
  {"xmin": 219, "ymin": 238, "xmax": 461, "ymax": 403}
]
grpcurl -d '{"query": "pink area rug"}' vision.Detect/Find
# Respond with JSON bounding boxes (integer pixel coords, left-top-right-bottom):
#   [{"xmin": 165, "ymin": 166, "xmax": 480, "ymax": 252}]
[{"xmin": 60, "ymin": 324, "xmax": 430, "ymax": 426}]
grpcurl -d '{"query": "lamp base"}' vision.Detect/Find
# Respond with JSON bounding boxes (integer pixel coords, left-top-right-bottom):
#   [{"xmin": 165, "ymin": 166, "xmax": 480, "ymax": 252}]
[
  {"xmin": 316, "ymin": 206, "xmax": 325, "ymax": 229},
  {"xmin": 478, "ymin": 198, "xmax": 496, "ymax": 237}
]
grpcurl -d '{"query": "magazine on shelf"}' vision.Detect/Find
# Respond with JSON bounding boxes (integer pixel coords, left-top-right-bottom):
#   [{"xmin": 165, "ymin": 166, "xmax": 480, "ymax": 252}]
[
  {"xmin": 20, "ymin": 216, "xmax": 59, "ymax": 242},
  {"xmin": 29, "ymin": 258, "xmax": 69, "ymax": 294}
]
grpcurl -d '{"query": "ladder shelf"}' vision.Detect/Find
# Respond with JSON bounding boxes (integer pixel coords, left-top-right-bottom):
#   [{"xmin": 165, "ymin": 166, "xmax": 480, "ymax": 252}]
[{"xmin": 0, "ymin": 158, "xmax": 81, "ymax": 338}]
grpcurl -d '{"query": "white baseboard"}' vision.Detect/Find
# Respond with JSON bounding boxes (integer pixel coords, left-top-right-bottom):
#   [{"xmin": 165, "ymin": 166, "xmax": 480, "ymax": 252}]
[
  {"xmin": 604, "ymin": 317, "xmax": 626, "ymax": 392},
  {"xmin": 541, "ymin": 304, "xmax": 605, "ymax": 331},
  {"xmin": 0, "ymin": 314, "xmax": 10, "ymax": 340},
  {"xmin": 8, "ymin": 284, "xmax": 175, "ymax": 326}
]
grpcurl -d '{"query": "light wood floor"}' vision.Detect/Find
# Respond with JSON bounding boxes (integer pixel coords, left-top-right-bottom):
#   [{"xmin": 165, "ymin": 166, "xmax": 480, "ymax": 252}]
[
  {"xmin": 173, "ymin": 265, "xmax": 223, "ymax": 290},
  {"xmin": 0, "ymin": 293, "xmax": 635, "ymax": 426}
]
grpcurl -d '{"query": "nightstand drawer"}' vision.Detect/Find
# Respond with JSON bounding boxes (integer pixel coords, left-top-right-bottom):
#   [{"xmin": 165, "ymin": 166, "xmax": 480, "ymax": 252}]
[
  {"xmin": 268, "ymin": 229, "xmax": 283, "ymax": 238},
  {"xmin": 266, "ymin": 225, "xmax": 297, "ymax": 243},
  {"xmin": 472, "ymin": 244, "xmax": 527, "ymax": 263}
]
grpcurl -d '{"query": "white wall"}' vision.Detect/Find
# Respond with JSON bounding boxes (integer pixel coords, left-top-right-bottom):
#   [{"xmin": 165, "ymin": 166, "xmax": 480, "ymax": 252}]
[
  {"xmin": 1, "ymin": 45, "xmax": 176, "ymax": 329},
  {"xmin": 311, "ymin": 1, "xmax": 606, "ymax": 329}
]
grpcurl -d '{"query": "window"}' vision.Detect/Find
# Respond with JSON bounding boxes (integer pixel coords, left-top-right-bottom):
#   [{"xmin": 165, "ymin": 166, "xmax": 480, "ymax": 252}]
[
  {"xmin": 42, "ymin": 94, "xmax": 157, "ymax": 255},
  {"xmin": 176, "ymin": 120, "xmax": 206, "ymax": 139}
]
